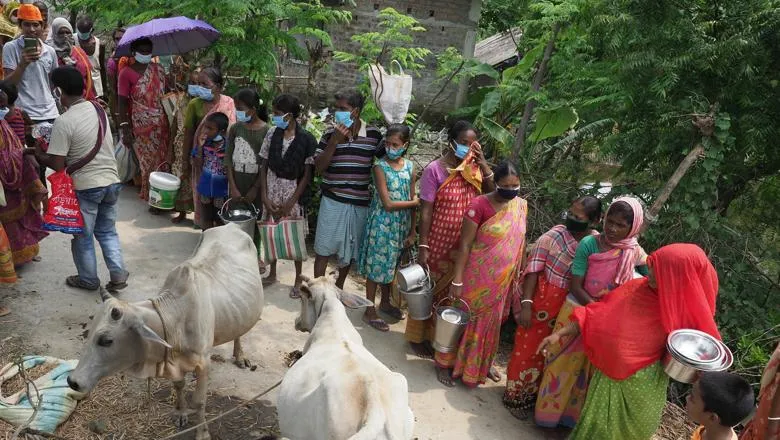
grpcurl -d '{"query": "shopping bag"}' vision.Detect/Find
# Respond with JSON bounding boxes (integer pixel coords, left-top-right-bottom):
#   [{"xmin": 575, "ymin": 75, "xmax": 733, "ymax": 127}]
[
  {"xmin": 43, "ymin": 170, "xmax": 84, "ymax": 234},
  {"xmin": 368, "ymin": 60, "xmax": 413, "ymax": 124},
  {"xmin": 258, "ymin": 218, "xmax": 308, "ymax": 262},
  {"xmin": 114, "ymin": 135, "xmax": 139, "ymax": 183}
]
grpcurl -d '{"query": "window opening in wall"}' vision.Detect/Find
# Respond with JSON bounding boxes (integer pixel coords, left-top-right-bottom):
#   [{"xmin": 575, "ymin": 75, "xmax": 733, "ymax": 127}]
[
  {"xmin": 441, "ymin": 26, "xmax": 445, "ymax": 32},
  {"xmin": 429, "ymin": 10, "xmax": 435, "ymax": 17},
  {"xmin": 373, "ymin": 3, "xmax": 379, "ymax": 10},
  {"xmin": 407, "ymin": 7, "xmax": 412, "ymax": 14}
]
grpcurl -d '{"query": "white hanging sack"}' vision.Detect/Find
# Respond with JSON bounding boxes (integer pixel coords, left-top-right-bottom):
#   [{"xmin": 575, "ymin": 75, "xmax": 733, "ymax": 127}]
[{"xmin": 369, "ymin": 60, "xmax": 413, "ymax": 124}]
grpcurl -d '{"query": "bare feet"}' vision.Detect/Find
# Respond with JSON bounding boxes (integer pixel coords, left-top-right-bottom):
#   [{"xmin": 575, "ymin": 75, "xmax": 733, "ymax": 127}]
[
  {"xmin": 436, "ymin": 366, "xmax": 454, "ymax": 387},
  {"xmin": 488, "ymin": 366, "xmax": 502, "ymax": 383},
  {"xmin": 410, "ymin": 341, "xmax": 435, "ymax": 359},
  {"xmin": 171, "ymin": 212, "xmax": 187, "ymax": 224},
  {"xmin": 0, "ymin": 305, "xmax": 9, "ymax": 317}
]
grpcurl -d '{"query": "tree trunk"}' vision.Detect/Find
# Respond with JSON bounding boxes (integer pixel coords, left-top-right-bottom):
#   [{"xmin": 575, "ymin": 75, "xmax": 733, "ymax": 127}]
[
  {"xmin": 511, "ymin": 22, "xmax": 561, "ymax": 162},
  {"xmin": 646, "ymin": 144, "xmax": 704, "ymax": 222}
]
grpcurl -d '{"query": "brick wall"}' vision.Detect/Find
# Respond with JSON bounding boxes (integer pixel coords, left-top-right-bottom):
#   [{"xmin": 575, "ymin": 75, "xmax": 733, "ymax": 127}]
[{"xmin": 280, "ymin": 0, "xmax": 479, "ymax": 118}]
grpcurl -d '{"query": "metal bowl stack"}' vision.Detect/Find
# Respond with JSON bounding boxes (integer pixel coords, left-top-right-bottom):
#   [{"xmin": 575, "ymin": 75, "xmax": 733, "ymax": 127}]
[{"xmin": 663, "ymin": 329, "xmax": 733, "ymax": 383}]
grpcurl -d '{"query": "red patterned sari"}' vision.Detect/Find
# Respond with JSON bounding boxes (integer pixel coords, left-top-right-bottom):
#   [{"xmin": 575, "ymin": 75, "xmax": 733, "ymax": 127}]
[
  {"xmin": 130, "ymin": 64, "xmax": 170, "ymax": 201},
  {"xmin": 434, "ymin": 196, "xmax": 528, "ymax": 387},
  {"xmin": 404, "ymin": 155, "xmax": 482, "ymax": 344},
  {"xmin": 59, "ymin": 46, "xmax": 96, "ymax": 101}
]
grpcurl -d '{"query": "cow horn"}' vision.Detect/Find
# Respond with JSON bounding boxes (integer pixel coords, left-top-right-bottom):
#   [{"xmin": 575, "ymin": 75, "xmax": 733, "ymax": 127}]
[{"xmin": 99, "ymin": 287, "xmax": 114, "ymax": 302}]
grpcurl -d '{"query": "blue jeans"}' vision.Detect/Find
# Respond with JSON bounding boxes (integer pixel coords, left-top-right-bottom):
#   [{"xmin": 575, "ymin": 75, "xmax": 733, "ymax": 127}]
[{"xmin": 72, "ymin": 183, "xmax": 128, "ymax": 288}]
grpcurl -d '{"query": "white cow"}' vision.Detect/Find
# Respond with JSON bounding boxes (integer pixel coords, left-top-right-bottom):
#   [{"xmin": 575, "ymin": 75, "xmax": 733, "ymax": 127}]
[
  {"xmin": 277, "ymin": 276, "xmax": 415, "ymax": 440},
  {"xmin": 67, "ymin": 223, "xmax": 264, "ymax": 440}
]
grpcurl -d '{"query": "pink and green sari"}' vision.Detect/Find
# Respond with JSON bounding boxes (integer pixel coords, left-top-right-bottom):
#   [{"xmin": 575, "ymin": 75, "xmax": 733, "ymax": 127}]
[{"xmin": 434, "ymin": 197, "xmax": 528, "ymax": 387}]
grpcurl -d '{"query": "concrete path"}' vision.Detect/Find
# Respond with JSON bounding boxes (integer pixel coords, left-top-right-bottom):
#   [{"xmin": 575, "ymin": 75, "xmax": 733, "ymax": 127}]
[{"xmin": 1, "ymin": 186, "xmax": 561, "ymax": 440}]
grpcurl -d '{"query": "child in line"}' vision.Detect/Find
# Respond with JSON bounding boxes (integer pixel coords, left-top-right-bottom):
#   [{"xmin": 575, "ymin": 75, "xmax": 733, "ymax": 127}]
[
  {"xmin": 357, "ymin": 124, "xmax": 419, "ymax": 332},
  {"xmin": 192, "ymin": 112, "xmax": 229, "ymax": 230},
  {"xmin": 687, "ymin": 371, "xmax": 755, "ymax": 440}
]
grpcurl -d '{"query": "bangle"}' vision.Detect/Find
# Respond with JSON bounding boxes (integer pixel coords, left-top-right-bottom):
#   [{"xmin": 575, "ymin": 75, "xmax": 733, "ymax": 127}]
[
  {"xmin": 418, "ymin": 244, "xmax": 430, "ymax": 249},
  {"xmin": 119, "ymin": 122, "xmax": 129, "ymax": 127},
  {"xmin": 768, "ymin": 416, "xmax": 780, "ymax": 421},
  {"xmin": 451, "ymin": 281, "xmax": 463, "ymax": 287},
  {"xmin": 521, "ymin": 299, "xmax": 534, "ymax": 305},
  {"xmin": 484, "ymin": 172, "xmax": 495, "ymax": 180}
]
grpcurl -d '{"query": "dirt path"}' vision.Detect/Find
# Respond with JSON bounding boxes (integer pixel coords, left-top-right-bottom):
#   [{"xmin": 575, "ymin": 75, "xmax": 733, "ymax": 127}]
[{"xmin": 0, "ymin": 186, "xmax": 559, "ymax": 440}]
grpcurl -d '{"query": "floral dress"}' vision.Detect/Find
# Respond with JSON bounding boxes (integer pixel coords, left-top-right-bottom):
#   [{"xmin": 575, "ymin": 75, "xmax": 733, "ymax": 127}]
[{"xmin": 358, "ymin": 158, "xmax": 414, "ymax": 284}]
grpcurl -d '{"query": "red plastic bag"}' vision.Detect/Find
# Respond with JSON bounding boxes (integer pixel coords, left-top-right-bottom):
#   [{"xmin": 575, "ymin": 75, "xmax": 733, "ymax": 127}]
[{"xmin": 43, "ymin": 169, "xmax": 84, "ymax": 234}]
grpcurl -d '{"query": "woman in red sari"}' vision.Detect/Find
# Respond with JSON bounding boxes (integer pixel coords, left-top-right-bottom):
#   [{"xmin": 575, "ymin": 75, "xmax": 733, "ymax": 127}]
[
  {"xmin": 405, "ymin": 120, "xmax": 494, "ymax": 359},
  {"xmin": 741, "ymin": 340, "xmax": 780, "ymax": 440},
  {"xmin": 537, "ymin": 243, "xmax": 722, "ymax": 439},
  {"xmin": 118, "ymin": 38, "xmax": 170, "ymax": 208},
  {"xmin": 49, "ymin": 18, "xmax": 96, "ymax": 100},
  {"xmin": 435, "ymin": 162, "xmax": 527, "ymax": 387},
  {"xmin": 502, "ymin": 196, "xmax": 601, "ymax": 418}
]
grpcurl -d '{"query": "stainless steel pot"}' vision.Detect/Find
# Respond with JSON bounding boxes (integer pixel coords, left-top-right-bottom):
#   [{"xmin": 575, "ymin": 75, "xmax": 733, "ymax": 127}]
[
  {"xmin": 432, "ymin": 297, "xmax": 471, "ymax": 354},
  {"xmin": 398, "ymin": 263, "xmax": 428, "ymax": 291},
  {"xmin": 663, "ymin": 330, "xmax": 734, "ymax": 383},
  {"xmin": 402, "ymin": 267, "xmax": 434, "ymax": 321},
  {"xmin": 218, "ymin": 198, "xmax": 259, "ymax": 238},
  {"xmin": 667, "ymin": 329, "xmax": 724, "ymax": 366}
]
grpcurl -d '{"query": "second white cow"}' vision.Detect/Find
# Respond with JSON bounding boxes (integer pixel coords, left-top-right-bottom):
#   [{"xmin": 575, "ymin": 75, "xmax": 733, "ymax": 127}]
[{"xmin": 277, "ymin": 276, "xmax": 415, "ymax": 440}]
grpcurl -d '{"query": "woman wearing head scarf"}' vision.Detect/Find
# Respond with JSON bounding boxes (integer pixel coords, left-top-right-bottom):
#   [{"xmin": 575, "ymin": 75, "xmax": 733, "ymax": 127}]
[
  {"xmin": 535, "ymin": 196, "xmax": 648, "ymax": 428},
  {"xmin": 48, "ymin": 17, "xmax": 95, "ymax": 100},
  {"xmin": 536, "ymin": 243, "xmax": 722, "ymax": 439}
]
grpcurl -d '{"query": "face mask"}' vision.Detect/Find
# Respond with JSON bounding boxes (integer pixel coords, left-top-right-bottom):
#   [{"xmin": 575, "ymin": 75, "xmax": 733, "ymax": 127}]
[
  {"xmin": 452, "ymin": 142, "xmax": 470, "ymax": 159},
  {"xmin": 334, "ymin": 110, "xmax": 353, "ymax": 128},
  {"xmin": 236, "ymin": 110, "xmax": 252, "ymax": 123},
  {"xmin": 496, "ymin": 186, "xmax": 519, "ymax": 200},
  {"xmin": 199, "ymin": 87, "xmax": 214, "ymax": 101},
  {"xmin": 134, "ymin": 53, "xmax": 152, "ymax": 64},
  {"xmin": 386, "ymin": 147, "xmax": 406, "ymax": 160},
  {"xmin": 77, "ymin": 30, "xmax": 91, "ymax": 41},
  {"xmin": 565, "ymin": 215, "xmax": 590, "ymax": 232},
  {"xmin": 211, "ymin": 134, "xmax": 223, "ymax": 142},
  {"xmin": 272, "ymin": 114, "xmax": 289, "ymax": 129},
  {"xmin": 0, "ymin": 107, "xmax": 9, "ymax": 120},
  {"xmin": 187, "ymin": 84, "xmax": 200, "ymax": 97}
]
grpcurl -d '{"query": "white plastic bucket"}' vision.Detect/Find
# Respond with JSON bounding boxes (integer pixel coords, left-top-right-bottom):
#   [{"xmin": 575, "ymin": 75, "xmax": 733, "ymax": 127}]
[{"xmin": 148, "ymin": 171, "xmax": 180, "ymax": 210}]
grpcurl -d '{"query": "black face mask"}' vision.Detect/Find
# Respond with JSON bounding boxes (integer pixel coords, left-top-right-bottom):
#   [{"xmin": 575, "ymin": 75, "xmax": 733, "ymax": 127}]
[
  {"xmin": 565, "ymin": 215, "xmax": 590, "ymax": 232},
  {"xmin": 497, "ymin": 187, "xmax": 519, "ymax": 200}
]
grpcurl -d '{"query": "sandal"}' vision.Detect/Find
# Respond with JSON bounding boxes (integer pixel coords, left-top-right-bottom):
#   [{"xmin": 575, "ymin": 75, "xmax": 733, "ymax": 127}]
[
  {"xmin": 0, "ymin": 306, "xmax": 9, "ymax": 317},
  {"xmin": 66, "ymin": 275, "xmax": 100, "ymax": 291},
  {"xmin": 289, "ymin": 287, "xmax": 301, "ymax": 299},
  {"xmin": 262, "ymin": 276, "xmax": 277, "ymax": 287},
  {"xmin": 379, "ymin": 305, "xmax": 406, "ymax": 321},
  {"xmin": 362, "ymin": 316, "xmax": 389, "ymax": 332}
]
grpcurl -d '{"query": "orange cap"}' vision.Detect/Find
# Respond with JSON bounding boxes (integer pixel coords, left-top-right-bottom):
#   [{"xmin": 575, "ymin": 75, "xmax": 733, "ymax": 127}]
[{"xmin": 17, "ymin": 4, "xmax": 43, "ymax": 22}]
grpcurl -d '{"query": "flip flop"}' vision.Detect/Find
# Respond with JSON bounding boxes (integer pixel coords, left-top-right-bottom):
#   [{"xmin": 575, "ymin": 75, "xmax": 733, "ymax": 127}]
[
  {"xmin": 66, "ymin": 275, "xmax": 99, "ymax": 291},
  {"xmin": 379, "ymin": 305, "xmax": 406, "ymax": 321},
  {"xmin": 0, "ymin": 306, "xmax": 9, "ymax": 317},
  {"xmin": 362, "ymin": 316, "xmax": 389, "ymax": 332},
  {"xmin": 289, "ymin": 287, "xmax": 301, "ymax": 299}
]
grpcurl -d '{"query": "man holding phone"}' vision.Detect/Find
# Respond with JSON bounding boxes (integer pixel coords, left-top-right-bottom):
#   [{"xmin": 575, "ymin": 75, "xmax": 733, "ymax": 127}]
[{"xmin": 3, "ymin": 4, "xmax": 59, "ymax": 182}]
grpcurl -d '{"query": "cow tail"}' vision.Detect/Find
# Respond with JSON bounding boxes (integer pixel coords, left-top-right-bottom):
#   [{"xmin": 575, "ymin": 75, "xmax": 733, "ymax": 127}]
[{"xmin": 347, "ymin": 381, "xmax": 390, "ymax": 440}]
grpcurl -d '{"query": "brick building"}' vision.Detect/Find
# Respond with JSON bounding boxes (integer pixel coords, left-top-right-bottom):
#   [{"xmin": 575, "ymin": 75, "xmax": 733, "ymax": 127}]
[{"xmin": 279, "ymin": 0, "xmax": 482, "ymax": 117}]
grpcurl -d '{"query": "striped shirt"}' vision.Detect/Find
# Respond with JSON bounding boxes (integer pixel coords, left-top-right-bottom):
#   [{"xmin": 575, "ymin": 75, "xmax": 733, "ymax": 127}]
[
  {"xmin": 523, "ymin": 225, "xmax": 581, "ymax": 289},
  {"xmin": 315, "ymin": 121, "xmax": 383, "ymax": 206}
]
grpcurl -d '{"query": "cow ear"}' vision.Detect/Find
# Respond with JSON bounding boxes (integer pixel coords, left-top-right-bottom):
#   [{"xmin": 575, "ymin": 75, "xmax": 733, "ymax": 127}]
[
  {"xmin": 135, "ymin": 324, "xmax": 172, "ymax": 348},
  {"xmin": 337, "ymin": 290, "xmax": 374, "ymax": 309}
]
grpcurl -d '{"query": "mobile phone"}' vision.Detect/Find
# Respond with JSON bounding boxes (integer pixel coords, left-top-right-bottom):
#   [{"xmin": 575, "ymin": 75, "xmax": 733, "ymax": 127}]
[{"xmin": 23, "ymin": 37, "xmax": 38, "ymax": 51}]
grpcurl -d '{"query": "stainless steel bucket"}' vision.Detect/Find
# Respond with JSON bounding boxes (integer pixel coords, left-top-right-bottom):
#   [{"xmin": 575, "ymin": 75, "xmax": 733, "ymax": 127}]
[
  {"xmin": 402, "ymin": 266, "xmax": 434, "ymax": 320},
  {"xmin": 432, "ymin": 297, "xmax": 471, "ymax": 353},
  {"xmin": 397, "ymin": 263, "xmax": 428, "ymax": 291},
  {"xmin": 218, "ymin": 198, "xmax": 258, "ymax": 238}
]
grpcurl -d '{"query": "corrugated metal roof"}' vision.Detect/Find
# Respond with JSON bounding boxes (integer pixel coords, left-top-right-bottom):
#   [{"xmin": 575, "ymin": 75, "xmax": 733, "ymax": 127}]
[{"xmin": 474, "ymin": 27, "xmax": 522, "ymax": 67}]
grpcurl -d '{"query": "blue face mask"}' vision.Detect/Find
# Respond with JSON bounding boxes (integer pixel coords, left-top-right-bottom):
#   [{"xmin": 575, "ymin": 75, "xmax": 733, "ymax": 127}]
[
  {"xmin": 236, "ymin": 110, "xmax": 252, "ymax": 123},
  {"xmin": 453, "ymin": 142, "xmax": 470, "ymax": 159},
  {"xmin": 272, "ymin": 114, "xmax": 289, "ymax": 129},
  {"xmin": 334, "ymin": 110, "xmax": 353, "ymax": 128},
  {"xmin": 134, "ymin": 53, "xmax": 152, "ymax": 64},
  {"xmin": 211, "ymin": 134, "xmax": 224, "ymax": 142},
  {"xmin": 199, "ymin": 87, "xmax": 214, "ymax": 101},
  {"xmin": 77, "ymin": 30, "xmax": 91, "ymax": 41},
  {"xmin": 187, "ymin": 84, "xmax": 200, "ymax": 97},
  {"xmin": 0, "ymin": 107, "xmax": 9, "ymax": 120},
  {"xmin": 387, "ymin": 147, "xmax": 406, "ymax": 160}
]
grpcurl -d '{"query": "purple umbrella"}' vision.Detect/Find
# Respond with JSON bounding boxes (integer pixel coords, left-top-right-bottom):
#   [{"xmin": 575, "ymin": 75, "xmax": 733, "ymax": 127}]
[{"xmin": 115, "ymin": 16, "xmax": 219, "ymax": 57}]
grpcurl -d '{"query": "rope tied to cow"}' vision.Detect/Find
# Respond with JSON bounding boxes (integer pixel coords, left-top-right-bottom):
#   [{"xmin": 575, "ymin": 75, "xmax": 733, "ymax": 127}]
[{"xmin": 158, "ymin": 378, "xmax": 283, "ymax": 440}]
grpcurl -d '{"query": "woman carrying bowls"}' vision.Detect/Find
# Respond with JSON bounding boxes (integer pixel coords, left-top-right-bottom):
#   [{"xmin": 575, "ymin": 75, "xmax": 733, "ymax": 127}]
[
  {"xmin": 405, "ymin": 120, "xmax": 495, "ymax": 359},
  {"xmin": 536, "ymin": 243, "xmax": 722, "ymax": 440},
  {"xmin": 535, "ymin": 196, "xmax": 648, "ymax": 428},
  {"xmin": 435, "ymin": 162, "xmax": 527, "ymax": 388},
  {"xmin": 502, "ymin": 196, "xmax": 602, "ymax": 419}
]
